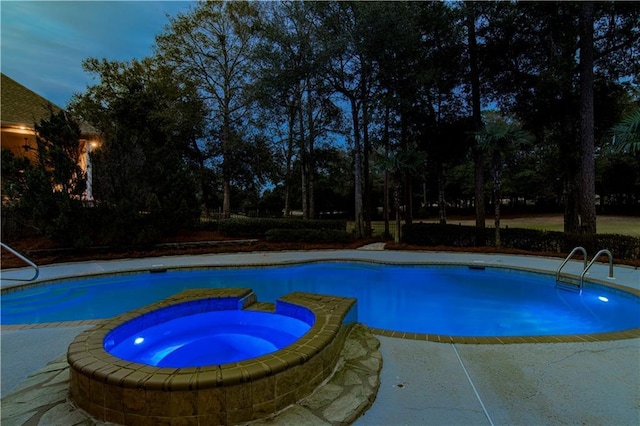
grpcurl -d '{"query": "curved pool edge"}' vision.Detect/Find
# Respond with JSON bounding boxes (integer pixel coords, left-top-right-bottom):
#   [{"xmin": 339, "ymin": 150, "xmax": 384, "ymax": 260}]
[
  {"xmin": 67, "ymin": 288, "xmax": 357, "ymax": 425},
  {"xmin": 367, "ymin": 326, "xmax": 640, "ymax": 344},
  {"xmin": 3, "ymin": 251, "xmax": 639, "ymax": 345},
  {"xmin": 3, "ymin": 250, "xmax": 638, "ymax": 289},
  {"xmin": 3, "ymin": 249, "xmax": 639, "ymax": 293}
]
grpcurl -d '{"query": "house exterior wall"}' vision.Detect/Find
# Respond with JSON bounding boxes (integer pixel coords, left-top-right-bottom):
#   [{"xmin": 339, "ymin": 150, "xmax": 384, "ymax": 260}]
[{"xmin": 1, "ymin": 73, "xmax": 101, "ymax": 201}]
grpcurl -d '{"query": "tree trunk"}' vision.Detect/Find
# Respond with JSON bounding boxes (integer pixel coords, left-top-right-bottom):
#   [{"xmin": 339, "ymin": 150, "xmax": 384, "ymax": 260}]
[
  {"xmin": 562, "ymin": 119, "xmax": 580, "ymax": 233},
  {"xmin": 297, "ymin": 92, "xmax": 308, "ymax": 219},
  {"xmin": 579, "ymin": 1, "xmax": 596, "ymax": 234},
  {"xmin": 283, "ymin": 182, "xmax": 290, "ymax": 217},
  {"xmin": 383, "ymin": 105, "xmax": 390, "ymax": 239},
  {"xmin": 190, "ymin": 138, "xmax": 210, "ymax": 215},
  {"xmin": 306, "ymin": 87, "xmax": 316, "ymax": 219},
  {"xmin": 403, "ymin": 172, "xmax": 413, "ymax": 225},
  {"xmin": 363, "ymin": 99, "xmax": 372, "ymax": 236},
  {"xmin": 384, "ymin": 170, "xmax": 390, "ymax": 238},
  {"xmin": 437, "ymin": 163, "xmax": 447, "ymax": 225},
  {"xmin": 222, "ymin": 179, "xmax": 231, "ymax": 219},
  {"xmin": 399, "ymin": 112, "xmax": 412, "ymax": 226},
  {"xmin": 222, "ymin": 111, "xmax": 231, "ymax": 219},
  {"xmin": 467, "ymin": 5, "xmax": 485, "ymax": 245},
  {"xmin": 394, "ymin": 176, "xmax": 402, "ymax": 244},
  {"xmin": 492, "ymin": 153, "xmax": 502, "ymax": 248},
  {"xmin": 422, "ymin": 180, "xmax": 427, "ymax": 213},
  {"xmin": 351, "ymin": 97, "xmax": 365, "ymax": 238},
  {"xmin": 564, "ymin": 176, "xmax": 580, "ymax": 233},
  {"xmin": 301, "ymin": 163, "xmax": 308, "ymax": 218},
  {"xmin": 283, "ymin": 103, "xmax": 296, "ymax": 217}
]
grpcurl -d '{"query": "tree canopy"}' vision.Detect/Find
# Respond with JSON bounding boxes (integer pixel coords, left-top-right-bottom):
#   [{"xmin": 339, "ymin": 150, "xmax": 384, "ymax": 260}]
[{"xmin": 19, "ymin": 0, "xmax": 638, "ymax": 246}]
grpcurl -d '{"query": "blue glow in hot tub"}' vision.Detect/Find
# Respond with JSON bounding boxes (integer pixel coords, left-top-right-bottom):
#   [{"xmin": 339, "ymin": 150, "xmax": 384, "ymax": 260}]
[{"xmin": 104, "ymin": 309, "xmax": 311, "ymax": 367}]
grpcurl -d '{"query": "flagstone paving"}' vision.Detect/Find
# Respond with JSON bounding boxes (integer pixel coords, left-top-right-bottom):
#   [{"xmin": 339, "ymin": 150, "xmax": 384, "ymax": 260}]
[{"xmin": 1, "ymin": 324, "xmax": 381, "ymax": 426}]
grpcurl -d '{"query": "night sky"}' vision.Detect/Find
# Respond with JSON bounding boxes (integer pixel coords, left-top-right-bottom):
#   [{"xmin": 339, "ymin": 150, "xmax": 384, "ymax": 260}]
[{"xmin": 1, "ymin": 1, "xmax": 195, "ymax": 107}]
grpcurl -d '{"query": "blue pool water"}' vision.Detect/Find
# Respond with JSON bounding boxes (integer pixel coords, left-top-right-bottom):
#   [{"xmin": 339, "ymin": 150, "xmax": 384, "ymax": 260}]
[
  {"xmin": 2, "ymin": 262, "xmax": 639, "ymax": 336},
  {"xmin": 104, "ymin": 310, "xmax": 311, "ymax": 367}
]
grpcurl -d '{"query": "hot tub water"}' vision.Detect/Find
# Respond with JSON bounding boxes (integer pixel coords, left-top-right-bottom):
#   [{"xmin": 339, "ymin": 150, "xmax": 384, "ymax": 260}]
[{"xmin": 105, "ymin": 309, "xmax": 311, "ymax": 367}]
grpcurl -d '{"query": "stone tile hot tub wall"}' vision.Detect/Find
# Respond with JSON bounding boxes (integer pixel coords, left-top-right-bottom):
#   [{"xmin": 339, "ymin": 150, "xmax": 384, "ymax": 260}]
[{"xmin": 67, "ymin": 288, "xmax": 357, "ymax": 425}]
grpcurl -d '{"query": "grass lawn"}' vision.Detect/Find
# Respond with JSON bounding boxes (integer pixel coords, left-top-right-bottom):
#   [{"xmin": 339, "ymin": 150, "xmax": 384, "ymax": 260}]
[
  {"xmin": 435, "ymin": 215, "xmax": 640, "ymax": 236},
  {"xmin": 361, "ymin": 215, "xmax": 640, "ymax": 237}
]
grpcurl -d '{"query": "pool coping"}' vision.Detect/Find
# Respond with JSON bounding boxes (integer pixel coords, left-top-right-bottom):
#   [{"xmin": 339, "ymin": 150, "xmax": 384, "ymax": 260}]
[{"xmin": 2, "ymin": 251, "xmax": 639, "ymax": 344}]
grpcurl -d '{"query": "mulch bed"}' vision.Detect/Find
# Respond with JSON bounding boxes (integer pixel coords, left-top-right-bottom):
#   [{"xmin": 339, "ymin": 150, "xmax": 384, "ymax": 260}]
[
  {"xmin": 2, "ymin": 233, "xmax": 638, "ymax": 270},
  {"xmin": 0, "ymin": 233, "xmax": 377, "ymax": 270}
]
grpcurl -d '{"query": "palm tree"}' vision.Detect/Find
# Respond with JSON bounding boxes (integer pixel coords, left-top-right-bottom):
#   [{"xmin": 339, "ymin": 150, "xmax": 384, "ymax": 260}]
[
  {"xmin": 475, "ymin": 114, "xmax": 533, "ymax": 248},
  {"xmin": 611, "ymin": 107, "xmax": 640, "ymax": 153},
  {"xmin": 375, "ymin": 145, "xmax": 424, "ymax": 243}
]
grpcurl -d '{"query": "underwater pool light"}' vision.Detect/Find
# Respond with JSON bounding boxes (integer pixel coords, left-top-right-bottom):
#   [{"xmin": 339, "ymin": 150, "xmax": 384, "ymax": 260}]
[{"xmin": 598, "ymin": 296, "xmax": 609, "ymax": 303}]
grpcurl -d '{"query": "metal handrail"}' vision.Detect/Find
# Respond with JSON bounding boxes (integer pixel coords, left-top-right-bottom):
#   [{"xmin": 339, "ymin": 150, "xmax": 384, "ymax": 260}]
[
  {"xmin": 556, "ymin": 246, "xmax": 587, "ymax": 282},
  {"xmin": 1, "ymin": 242, "xmax": 40, "ymax": 281},
  {"xmin": 580, "ymin": 249, "xmax": 614, "ymax": 288}
]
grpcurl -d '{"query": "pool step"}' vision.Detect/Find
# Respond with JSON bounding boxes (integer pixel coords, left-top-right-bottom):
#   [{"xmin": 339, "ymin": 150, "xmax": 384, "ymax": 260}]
[
  {"xmin": 245, "ymin": 302, "xmax": 276, "ymax": 313},
  {"xmin": 556, "ymin": 273, "xmax": 581, "ymax": 293}
]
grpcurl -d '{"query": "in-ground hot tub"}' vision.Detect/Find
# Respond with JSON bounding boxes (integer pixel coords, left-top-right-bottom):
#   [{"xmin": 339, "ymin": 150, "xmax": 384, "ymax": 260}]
[
  {"xmin": 105, "ymin": 308, "xmax": 312, "ymax": 368},
  {"xmin": 68, "ymin": 288, "xmax": 357, "ymax": 425}
]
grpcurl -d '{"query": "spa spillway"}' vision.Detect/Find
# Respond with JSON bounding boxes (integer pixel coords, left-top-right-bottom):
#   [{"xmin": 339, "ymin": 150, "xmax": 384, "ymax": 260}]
[{"xmin": 68, "ymin": 288, "xmax": 357, "ymax": 425}]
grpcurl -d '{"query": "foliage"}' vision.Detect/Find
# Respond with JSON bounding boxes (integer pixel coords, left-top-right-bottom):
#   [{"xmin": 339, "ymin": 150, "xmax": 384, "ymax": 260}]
[
  {"xmin": 475, "ymin": 114, "xmax": 533, "ymax": 159},
  {"xmin": 596, "ymin": 150, "xmax": 640, "ymax": 213},
  {"xmin": 1, "ymin": 148, "xmax": 31, "ymax": 206},
  {"xmin": 265, "ymin": 228, "xmax": 353, "ymax": 243},
  {"xmin": 156, "ymin": 0, "xmax": 262, "ymax": 219},
  {"xmin": 402, "ymin": 223, "xmax": 479, "ymax": 247},
  {"xmin": 156, "ymin": 1, "xmax": 638, "ymax": 225},
  {"xmin": 8, "ymin": 1, "xmax": 640, "ymax": 247},
  {"xmin": 218, "ymin": 218, "xmax": 346, "ymax": 238},
  {"xmin": 473, "ymin": 1, "xmax": 640, "ymax": 233},
  {"xmin": 402, "ymin": 223, "xmax": 640, "ymax": 261},
  {"xmin": 475, "ymin": 114, "xmax": 533, "ymax": 246},
  {"xmin": 610, "ymin": 107, "xmax": 640, "ymax": 153},
  {"xmin": 33, "ymin": 109, "xmax": 87, "ymax": 197},
  {"xmin": 5, "ymin": 110, "xmax": 91, "ymax": 246},
  {"xmin": 594, "ymin": 233, "xmax": 640, "ymax": 261},
  {"xmin": 71, "ymin": 58, "xmax": 205, "ymax": 244},
  {"xmin": 253, "ymin": 1, "xmax": 343, "ymax": 220}
]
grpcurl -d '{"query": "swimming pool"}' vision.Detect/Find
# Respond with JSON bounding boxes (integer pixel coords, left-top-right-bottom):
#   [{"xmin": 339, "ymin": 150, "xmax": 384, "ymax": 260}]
[{"xmin": 2, "ymin": 262, "xmax": 639, "ymax": 337}]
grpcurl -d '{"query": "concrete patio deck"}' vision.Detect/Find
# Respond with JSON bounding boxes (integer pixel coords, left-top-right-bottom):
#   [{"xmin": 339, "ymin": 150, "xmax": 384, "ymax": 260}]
[{"xmin": 2, "ymin": 249, "xmax": 639, "ymax": 425}]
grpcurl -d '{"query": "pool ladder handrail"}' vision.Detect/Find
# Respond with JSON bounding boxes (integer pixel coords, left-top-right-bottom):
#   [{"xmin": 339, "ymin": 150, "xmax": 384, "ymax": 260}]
[
  {"xmin": 0, "ymin": 242, "xmax": 40, "ymax": 281},
  {"xmin": 556, "ymin": 246, "xmax": 587, "ymax": 285},
  {"xmin": 580, "ymin": 249, "xmax": 614, "ymax": 288},
  {"xmin": 556, "ymin": 246, "xmax": 614, "ymax": 294}
]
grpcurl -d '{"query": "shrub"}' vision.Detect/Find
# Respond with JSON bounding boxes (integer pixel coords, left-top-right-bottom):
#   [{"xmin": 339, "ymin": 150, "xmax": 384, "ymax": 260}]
[
  {"xmin": 265, "ymin": 228, "xmax": 353, "ymax": 244},
  {"xmin": 218, "ymin": 218, "xmax": 346, "ymax": 238},
  {"xmin": 401, "ymin": 223, "xmax": 640, "ymax": 261},
  {"xmin": 595, "ymin": 234, "xmax": 640, "ymax": 260},
  {"xmin": 402, "ymin": 223, "xmax": 479, "ymax": 247},
  {"xmin": 195, "ymin": 217, "xmax": 219, "ymax": 232},
  {"xmin": 499, "ymin": 228, "xmax": 564, "ymax": 252}
]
